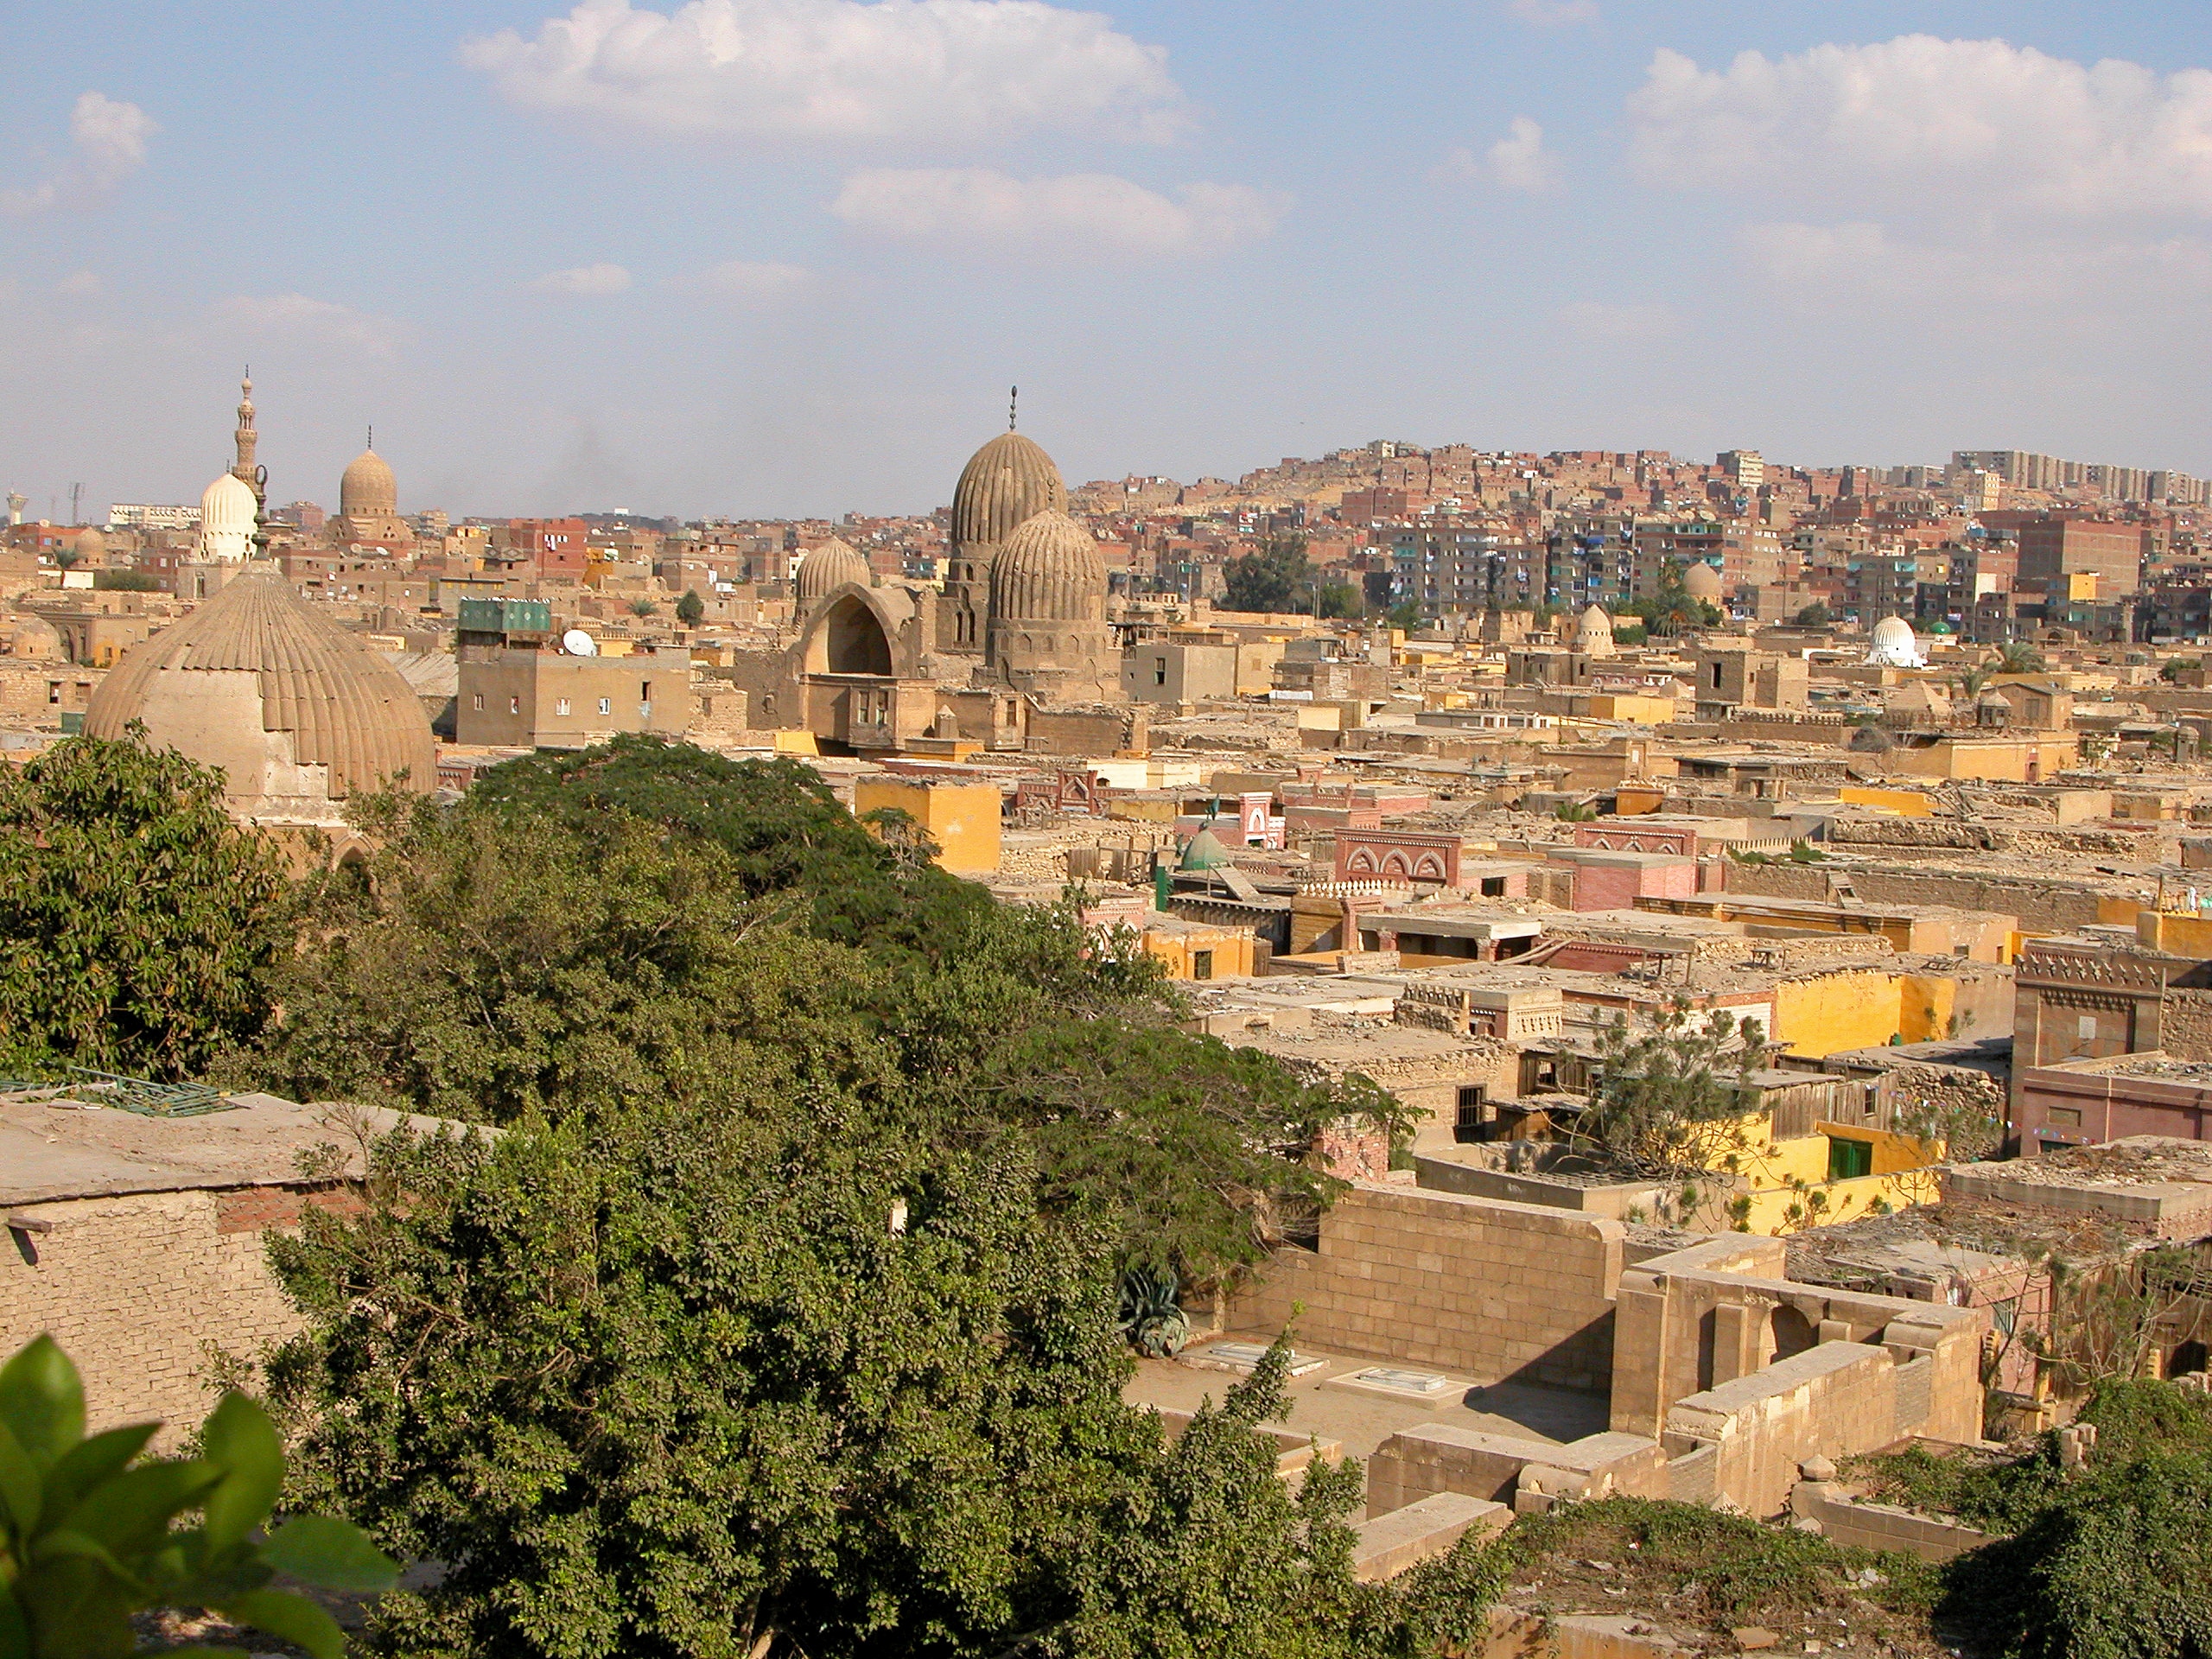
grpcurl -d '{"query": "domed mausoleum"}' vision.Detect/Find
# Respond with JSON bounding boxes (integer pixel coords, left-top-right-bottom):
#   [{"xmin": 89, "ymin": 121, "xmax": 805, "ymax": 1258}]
[
  {"xmin": 944, "ymin": 430, "xmax": 1065, "ymax": 652},
  {"xmin": 198, "ymin": 472, "xmax": 257, "ymax": 563},
  {"xmin": 336, "ymin": 439, "xmax": 410, "ymax": 546},
  {"xmin": 1866, "ymin": 616, "xmax": 1926, "ymax": 669},
  {"xmin": 794, "ymin": 537, "xmax": 871, "ymax": 609},
  {"xmin": 85, "ymin": 561, "xmax": 434, "ymax": 822},
  {"xmin": 1574, "ymin": 603, "xmax": 1618, "ymax": 659},
  {"xmin": 987, "ymin": 509, "xmax": 1113, "ymax": 701},
  {"xmin": 1681, "ymin": 562, "xmax": 1724, "ymax": 604}
]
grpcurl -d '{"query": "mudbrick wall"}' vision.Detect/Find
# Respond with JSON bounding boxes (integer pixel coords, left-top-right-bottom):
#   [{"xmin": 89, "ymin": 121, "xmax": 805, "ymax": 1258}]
[
  {"xmin": 1727, "ymin": 858, "xmax": 2134, "ymax": 932},
  {"xmin": 0, "ymin": 1184, "xmax": 357, "ymax": 1443}
]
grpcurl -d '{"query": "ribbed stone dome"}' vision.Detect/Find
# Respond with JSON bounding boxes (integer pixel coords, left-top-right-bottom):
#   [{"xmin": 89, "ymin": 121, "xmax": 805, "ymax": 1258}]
[
  {"xmin": 794, "ymin": 537, "xmax": 870, "ymax": 607},
  {"xmin": 1866, "ymin": 615, "xmax": 1923, "ymax": 668},
  {"xmin": 198, "ymin": 472, "xmax": 257, "ymax": 563},
  {"xmin": 989, "ymin": 511, "xmax": 1106, "ymax": 623},
  {"xmin": 72, "ymin": 526, "xmax": 106, "ymax": 562},
  {"xmin": 85, "ymin": 562, "xmax": 435, "ymax": 815},
  {"xmin": 340, "ymin": 448, "xmax": 397, "ymax": 519},
  {"xmin": 952, "ymin": 432, "xmax": 1065, "ymax": 552}
]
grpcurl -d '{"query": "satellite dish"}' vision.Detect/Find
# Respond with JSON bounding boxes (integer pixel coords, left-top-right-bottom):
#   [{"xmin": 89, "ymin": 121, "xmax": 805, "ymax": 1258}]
[{"xmin": 562, "ymin": 628, "xmax": 598, "ymax": 657}]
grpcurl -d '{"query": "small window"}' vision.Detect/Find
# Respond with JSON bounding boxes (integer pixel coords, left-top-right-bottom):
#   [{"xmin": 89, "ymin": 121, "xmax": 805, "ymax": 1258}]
[
  {"xmin": 2077, "ymin": 1014, "xmax": 2099, "ymax": 1041},
  {"xmin": 508, "ymin": 696, "xmax": 520, "ymax": 715},
  {"xmin": 1454, "ymin": 1085, "xmax": 1487, "ymax": 1143},
  {"xmin": 598, "ymin": 697, "xmax": 612, "ymax": 716},
  {"xmin": 473, "ymin": 694, "xmax": 484, "ymax": 711},
  {"xmin": 1826, "ymin": 1135, "xmax": 1874, "ymax": 1180},
  {"xmin": 1480, "ymin": 876, "xmax": 1505, "ymax": 898},
  {"xmin": 556, "ymin": 698, "xmax": 570, "ymax": 716},
  {"xmin": 1711, "ymin": 661, "xmax": 1724, "ymax": 688},
  {"xmin": 641, "ymin": 681, "xmax": 652, "ymax": 703},
  {"xmin": 1192, "ymin": 950, "xmax": 1214, "ymax": 981},
  {"xmin": 1154, "ymin": 658, "xmax": 1168, "ymax": 684}
]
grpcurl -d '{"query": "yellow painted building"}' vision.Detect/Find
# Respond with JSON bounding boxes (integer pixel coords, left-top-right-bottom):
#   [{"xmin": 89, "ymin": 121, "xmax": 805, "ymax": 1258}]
[
  {"xmin": 1138, "ymin": 916, "xmax": 1256, "ymax": 982},
  {"xmin": 1839, "ymin": 785, "xmax": 1935, "ymax": 817},
  {"xmin": 1767, "ymin": 969, "xmax": 1904, "ymax": 1057},
  {"xmin": 851, "ymin": 777, "xmax": 1002, "ymax": 874},
  {"xmin": 1677, "ymin": 1111, "xmax": 1943, "ymax": 1236}
]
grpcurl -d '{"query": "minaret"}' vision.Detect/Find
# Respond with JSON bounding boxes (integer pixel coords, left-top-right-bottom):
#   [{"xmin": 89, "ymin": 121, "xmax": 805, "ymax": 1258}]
[{"xmin": 231, "ymin": 369, "xmax": 261, "ymax": 506}]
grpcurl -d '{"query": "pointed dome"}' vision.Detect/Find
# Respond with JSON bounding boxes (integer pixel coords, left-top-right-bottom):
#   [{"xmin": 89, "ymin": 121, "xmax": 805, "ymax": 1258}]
[
  {"xmin": 952, "ymin": 432, "xmax": 1066, "ymax": 553},
  {"xmin": 1681, "ymin": 562, "xmax": 1723, "ymax": 602},
  {"xmin": 989, "ymin": 511, "xmax": 1106, "ymax": 623},
  {"xmin": 340, "ymin": 448, "xmax": 397, "ymax": 519},
  {"xmin": 84, "ymin": 563, "xmax": 434, "ymax": 816},
  {"xmin": 198, "ymin": 471, "xmax": 257, "ymax": 563},
  {"xmin": 794, "ymin": 537, "xmax": 870, "ymax": 607},
  {"xmin": 1574, "ymin": 603, "xmax": 1617, "ymax": 658},
  {"xmin": 1179, "ymin": 827, "xmax": 1232, "ymax": 872}
]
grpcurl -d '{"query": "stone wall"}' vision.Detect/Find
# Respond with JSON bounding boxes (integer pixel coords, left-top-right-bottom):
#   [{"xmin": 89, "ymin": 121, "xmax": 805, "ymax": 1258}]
[
  {"xmin": 1231, "ymin": 1184, "xmax": 1624, "ymax": 1391},
  {"xmin": 1727, "ymin": 858, "xmax": 2133, "ymax": 932},
  {"xmin": 0, "ymin": 1185, "xmax": 347, "ymax": 1443}
]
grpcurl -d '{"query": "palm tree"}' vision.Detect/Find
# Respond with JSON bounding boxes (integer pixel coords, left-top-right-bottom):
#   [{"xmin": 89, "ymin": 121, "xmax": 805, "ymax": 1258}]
[{"xmin": 1984, "ymin": 642, "xmax": 2045, "ymax": 676}]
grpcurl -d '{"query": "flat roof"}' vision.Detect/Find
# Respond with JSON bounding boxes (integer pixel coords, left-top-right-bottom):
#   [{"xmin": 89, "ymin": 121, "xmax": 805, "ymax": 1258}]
[{"xmin": 0, "ymin": 1091, "xmax": 467, "ymax": 1210}]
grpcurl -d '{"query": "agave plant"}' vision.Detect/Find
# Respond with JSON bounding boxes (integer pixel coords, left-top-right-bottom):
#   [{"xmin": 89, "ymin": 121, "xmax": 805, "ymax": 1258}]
[
  {"xmin": 0, "ymin": 1333, "xmax": 397, "ymax": 1658},
  {"xmin": 1116, "ymin": 1266, "xmax": 1191, "ymax": 1358}
]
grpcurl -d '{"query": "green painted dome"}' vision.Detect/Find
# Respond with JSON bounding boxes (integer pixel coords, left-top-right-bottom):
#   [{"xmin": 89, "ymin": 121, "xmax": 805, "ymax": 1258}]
[{"xmin": 1179, "ymin": 827, "xmax": 1232, "ymax": 871}]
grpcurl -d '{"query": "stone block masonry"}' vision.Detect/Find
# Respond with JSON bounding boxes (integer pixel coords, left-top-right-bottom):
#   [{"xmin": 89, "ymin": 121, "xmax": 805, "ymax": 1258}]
[
  {"xmin": 0, "ymin": 1185, "xmax": 348, "ymax": 1444},
  {"xmin": 1232, "ymin": 1183, "xmax": 1624, "ymax": 1391}
]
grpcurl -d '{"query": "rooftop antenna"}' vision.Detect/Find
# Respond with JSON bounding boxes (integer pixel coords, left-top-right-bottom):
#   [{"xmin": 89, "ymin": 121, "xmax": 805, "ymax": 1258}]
[{"xmin": 1008, "ymin": 385, "xmax": 1017, "ymax": 432}]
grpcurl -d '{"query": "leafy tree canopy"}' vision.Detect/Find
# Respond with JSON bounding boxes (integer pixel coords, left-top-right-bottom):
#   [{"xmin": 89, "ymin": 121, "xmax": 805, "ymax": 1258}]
[
  {"xmin": 0, "ymin": 729, "xmax": 289, "ymax": 1081},
  {"xmin": 1222, "ymin": 533, "xmax": 1313, "ymax": 613},
  {"xmin": 675, "ymin": 588, "xmax": 705, "ymax": 626}
]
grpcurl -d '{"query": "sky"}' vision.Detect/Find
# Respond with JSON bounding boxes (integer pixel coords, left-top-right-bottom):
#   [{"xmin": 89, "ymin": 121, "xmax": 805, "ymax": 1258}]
[{"xmin": 4, "ymin": 1, "xmax": 2212, "ymax": 520}]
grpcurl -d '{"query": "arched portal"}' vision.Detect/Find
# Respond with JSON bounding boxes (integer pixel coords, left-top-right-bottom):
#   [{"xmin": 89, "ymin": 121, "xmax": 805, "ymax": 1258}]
[{"xmin": 822, "ymin": 594, "xmax": 892, "ymax": 676}]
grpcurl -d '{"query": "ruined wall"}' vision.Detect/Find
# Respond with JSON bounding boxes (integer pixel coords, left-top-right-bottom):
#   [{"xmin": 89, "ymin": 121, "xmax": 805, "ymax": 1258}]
[
  {"xmin": 0, "ymin": 1185, "xmax": 350, "ymax": 1442},
  {"xmin": 1232, "ymin": 1184, "xmax": 1624, "ymax": 1391},
  {"xmin": 1727, "ymin": 858, "xmax": 2135, "ymax": 932}
]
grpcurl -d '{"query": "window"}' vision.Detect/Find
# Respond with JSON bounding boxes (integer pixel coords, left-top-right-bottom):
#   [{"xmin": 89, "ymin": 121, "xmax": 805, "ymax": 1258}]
[
  {"xmin": 1454, "ymin": 1085, "xmax": 1487, "ymax": 1143},
  {"xmin": 556, "ymin": 698, "xmax": 570, "ymax": 716},
  {"xmin": 1480, "ymin": 876, "xmax": 1505, "ymax": 898},
  {"xmin": 1711, "ymin": 661, "xmax": 1724, "ymax": 689},
  {"xmin": 508, "ymin": 696, "xmax": 520, "ymax": 715},
  {"xmin": 641, "ymin": 681, "xmax": 652, "ymax": 703},
  {"xmin": 1191, "ymin": 950, "xmax": 1214, "ymax": 981},
  {"xmin": 1154, "ymin": 658, "xmax": 1168, "ymax": 685},
  {"xmin": 474, "ymin": 694, "xmax": 484, "ymax": 711},
  {"xmin": 2076, "ymin": 1014, "xmax": 2099, "ymax": 1042},
  {"xmin": 1826, "ymin": 1135, "xmax": 1874, "ymax": 1180},
  {"xmin": 46, "ymin": 683, "xmax": 60, "ymax": 704},
  {"xmin": 2046, "ymin": 1107, "xmax": 2082, "ymax": 1128},
  {"xmin": 598, "ymin": 697, "xmax": 612, "ymax": 716}
]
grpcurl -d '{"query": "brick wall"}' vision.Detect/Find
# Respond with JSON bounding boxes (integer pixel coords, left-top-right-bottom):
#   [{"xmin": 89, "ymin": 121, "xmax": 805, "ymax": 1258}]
[
  {"xmin": 0, "ymin": 1185, "xmax": 339, "ymax": 1443},
  {"xmin": 1231, "ymin": 1184, "xmax": 1624, "ymax": 1391}
]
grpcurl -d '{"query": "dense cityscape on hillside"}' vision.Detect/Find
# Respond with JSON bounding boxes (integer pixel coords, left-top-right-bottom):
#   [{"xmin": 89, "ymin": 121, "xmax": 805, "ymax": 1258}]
[{"xmin": 8, "ymin": 2, "xmax": 2212, "ymax": 1656}]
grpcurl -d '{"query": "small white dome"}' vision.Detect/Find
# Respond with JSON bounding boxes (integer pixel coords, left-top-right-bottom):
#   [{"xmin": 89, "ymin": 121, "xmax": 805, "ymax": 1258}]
[
  {"xmin": 198, "ymin": 472, "xmax": 256, "ymax": 563},
  {"xmin": 1866, "ymin": 616, "xmax": 1923, "ymax": 669}
]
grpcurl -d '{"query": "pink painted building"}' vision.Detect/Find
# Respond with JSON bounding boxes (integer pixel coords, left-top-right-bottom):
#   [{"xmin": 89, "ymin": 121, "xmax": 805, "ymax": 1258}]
[{"xmin": 1548, "ymin": 848, "xmax": 1700, "ymax": 912}]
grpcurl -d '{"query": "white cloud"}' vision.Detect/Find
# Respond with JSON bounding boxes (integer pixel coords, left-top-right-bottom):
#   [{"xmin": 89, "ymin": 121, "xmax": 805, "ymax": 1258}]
[
  {"xmin": 1554, "ymin": 300, "xmax": 1677, "ymax": 339},
  {"xmin": 1738, "ymin": 219, "xmax": 2212, "ymax": 313},
  {"xmin": 531, "ymin": 262, "xmax": 635, "ymax": 296},
  {"xmin": 1491, "ymin": 117, "xmax": 1556, "ymax": 192},
  {"xmin": 830, "ymin": 168, "xmax": 1286, "ymax": 259},
  {"xmin": 669, "ymin": 258, "xmax": 810, "ymax": 300},
  {"xmin": 208, "ymin": 294, "xmax": 411, "ymax": 359},
  {"xmin": 1630, "ymin": 36, "xmax": 2212, "ymax": 218},
  {"xmin": 1507, "ymin": 0, "xmax": 1596, "ymax": 25},
  {"xmin": 461, "ymin": 0, "xmax": 1185, "ymax": 144},
  {"xmin": 2, "ymin": 91, "xmax": 154, "ymax": 215}
]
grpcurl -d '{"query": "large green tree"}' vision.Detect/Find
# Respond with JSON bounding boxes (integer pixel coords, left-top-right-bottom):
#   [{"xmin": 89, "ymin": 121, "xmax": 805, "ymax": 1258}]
[
  {"xmin": 1222, "ymin": 534, "xmax": 1313, "ymax": 613},
  {"xmin": 0, "ymin": 729, "xmax": 289, "ymax": 1080},
  {"xmin": 268, "ymin": 1103, "xmax": 1496, "ymax": 1659}
]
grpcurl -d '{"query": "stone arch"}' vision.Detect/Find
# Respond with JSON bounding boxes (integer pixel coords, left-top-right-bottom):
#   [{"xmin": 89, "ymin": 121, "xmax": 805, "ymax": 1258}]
[
  {"xmin": 805, "ymin": 593, "xmax": 893, "ymax": 676},
  {"xmin": 1381, "ymin": 850, "xmax": 1411, "ymax": 878},
  {"xmin": 1347, "ymin": 848, "xmax": 1376, "ymax": 874},
  {"xmin": 1770, "ymin": 1304, "xmax": 1817, "ymax": 1363},
  {"xmin": 1413, "ymin": 853, "xmax": 1445, "ymax": 880}
]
